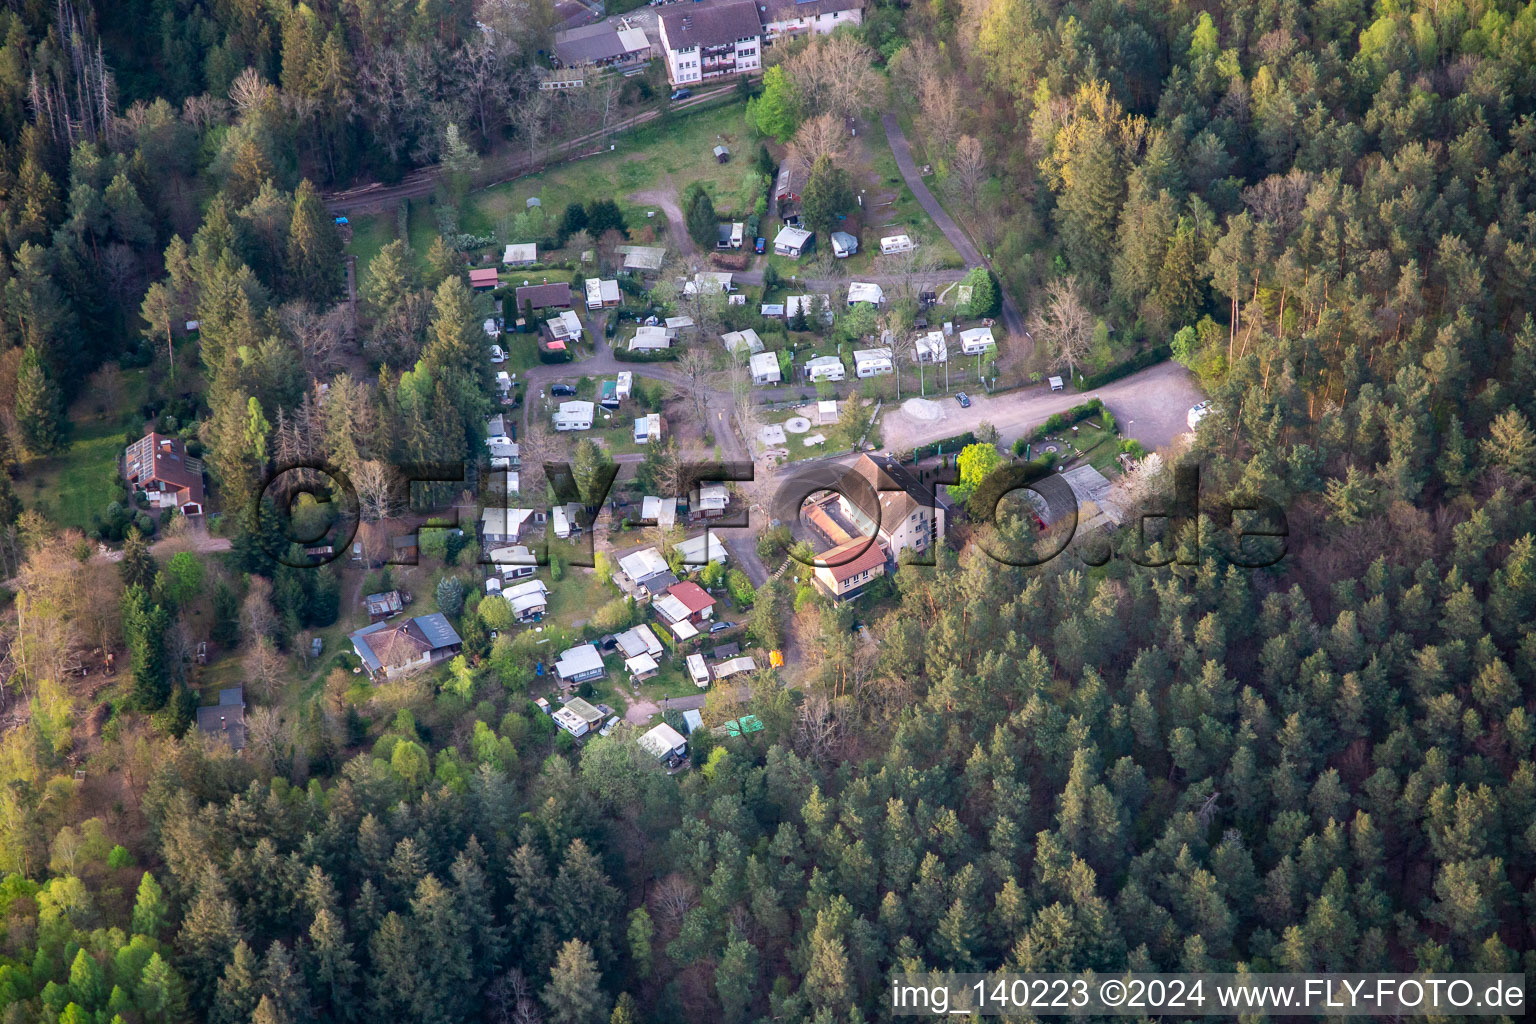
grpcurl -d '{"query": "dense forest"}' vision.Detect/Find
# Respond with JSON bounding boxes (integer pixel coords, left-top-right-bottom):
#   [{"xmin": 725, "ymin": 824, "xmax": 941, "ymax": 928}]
[{"xmin": 0, "ymin": 0, "xmax": 1533, "ymax": 1022}]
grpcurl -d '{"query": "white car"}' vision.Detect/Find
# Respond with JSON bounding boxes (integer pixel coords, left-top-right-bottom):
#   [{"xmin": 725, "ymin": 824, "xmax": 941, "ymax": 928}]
[
  {"xmin": 1187, "ymin": 400, "xmax": 1214, "ymax": 430},
  {"xmin": 489, "ymin": 344, "xmax": 506, "ymax": 363}
]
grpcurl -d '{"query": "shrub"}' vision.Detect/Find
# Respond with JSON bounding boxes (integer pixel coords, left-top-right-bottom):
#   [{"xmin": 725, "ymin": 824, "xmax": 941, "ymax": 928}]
[{"xmin": 1075, "ymin": 345, "xmax": 1171, "ymax": 390}]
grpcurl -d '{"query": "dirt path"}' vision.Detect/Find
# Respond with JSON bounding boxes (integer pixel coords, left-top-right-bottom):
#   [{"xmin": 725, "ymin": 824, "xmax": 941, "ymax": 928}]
[
  {"xmin": 880, "ymin": 114, "xmax": 1031, "ymax": 357},
  {"xmin": 630, "ymin": 186, "xmax": 697, "ymax": 260}
]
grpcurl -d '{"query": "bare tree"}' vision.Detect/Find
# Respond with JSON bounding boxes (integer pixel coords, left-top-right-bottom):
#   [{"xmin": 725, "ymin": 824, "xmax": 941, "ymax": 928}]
[
  {"xmin": 354, "ymin": 460, "xmax": 401, "ymax": 523},
  {"xmin": 280, "ymin": 301, "xmax": 353, "ymax": 377},
  {"xmin": 789, "ymin": 112, "xmax": 847, "ymax": 176},
  {"xmin": 796, "ymin": 690, "xmax": 847, "ymax": 761},
  {"xmin": 921, "ymin": 77, "xmax": 962, "ymax": 157},
  {"xmin": 517, "ymin": 423, "xmax": 564, "ymax": 507},
  {"xmin": 783, "ymin": 35, "xmax": 884, "ymax": 121},
  {"xmin": 949, "ymin": 134, "xmax": 986, "ymax": 217},
  {"xmin": 672, "ymin": 347, "xmax": 714, "ymax": 428},
  {"xmin": 512, "ymin": 89, "xmax": 554, "ymax": 164},
  {"xmin": 1028, "ymin": 275, "xmax": 1095, "ymax": 382},
  {"xmin": 245, "ymin": 706, "xmax": 289, "ymax": 775},
  {"xmin": 651, "ymin": 874, "xmax": 698, "ymax": 922},
  {"xmin": 245, "ymin": 637, "xmax": 287, "ymax": 702},
  {"xmin": 728, "ymin": 362, "xmax": 760, "ymax": 456},
  {"xmin": 241, "ymin": 577, "xmax": 278, "ymax": 646}
]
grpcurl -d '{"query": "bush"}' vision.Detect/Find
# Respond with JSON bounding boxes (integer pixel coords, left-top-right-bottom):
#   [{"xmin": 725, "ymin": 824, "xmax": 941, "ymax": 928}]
[
  {"xmin": 614, "ymin": 347, "xmax": 680, "ymax": 363},
  {"xmin": 1028, "ymin": 400, "xmax": 1105, "ymax": 442}
]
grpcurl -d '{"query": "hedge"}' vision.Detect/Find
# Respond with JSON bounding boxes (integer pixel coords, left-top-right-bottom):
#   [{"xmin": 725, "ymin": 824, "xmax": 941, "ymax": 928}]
[
  {"xmin": 1074, "ymin": 345, "xmax": 1171, "ymax": 390},
  {"xmin": 1025, "ymin": 399, "xmax": 1105, "ymax": 443},
  {"xmin": 614, "ymin": 347, "xmax": 680, "ymax": 363}
]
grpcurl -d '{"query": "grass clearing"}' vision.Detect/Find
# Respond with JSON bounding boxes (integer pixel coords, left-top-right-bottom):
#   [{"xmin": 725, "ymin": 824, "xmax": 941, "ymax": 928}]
[{"xmin": 24, "ymin": 367, "xmax": 152, "ymax": 532}]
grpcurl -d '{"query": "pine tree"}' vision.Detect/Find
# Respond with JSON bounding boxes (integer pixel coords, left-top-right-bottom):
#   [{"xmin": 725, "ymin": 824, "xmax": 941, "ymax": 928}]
[
  {"xmin": 1057, "ymin": 125, "xmax": 1124, "ymax": 290},
  {"xmin": 122, "ymin": 585, "xmax": 171, "ymax": 711},
  {"xmin": 542, "ymin": 939, "xmax": 608, "ymax": 1024},
  {"xmin": 212, "ymin": 941, "xmax": 260, "ymax": 1024},
  {"xmin": 286, "ymin": 179, "xmax": 343, "ymax": 303},
  {"xmin": 15, "ymin": 345, "xmax": 66, "ymax": 456},
  {"xmin": 683, "ymin": 182, "xmax": 717, "ymax": 249},
  {"xmin": 362, "ymin": 239, "xmax": 418, "ymax": 318},
  {"xmin": 715, "ymin": 933, "xmax": 758, "ymax": 1024},
  {"xmin": 131, "ymin": 871, "xmax": 170, "ymax": 938},
  {"xmin": 609, "ymin": 993, "xmax": 641, "ymax": 1024},
  {"xmin": 0, "ymin": 471, "xmax": 22, "ymax": 529}
]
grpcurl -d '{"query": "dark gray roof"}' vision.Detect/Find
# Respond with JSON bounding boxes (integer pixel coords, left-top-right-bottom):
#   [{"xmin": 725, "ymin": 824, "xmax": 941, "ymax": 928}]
[
  {"xmin": 761, "ymin": 0, "xmax": 864, "ymax": 20},
  {"xmin": 642, "ymin": 571, "xmax": 678, "ymax": 596},
  {"xmin": 412, "ymin": 613, "xmax": 463, "ymax": 650},
  {"xmin": 662, "ymin": 0, "xmax": 763, "ymax": 48},
  {"xmin": 516, "ymin": 283, "xmax": 574, "ymax": 309},
  {"xmin": 713, "ymin": 642, "xmax": 741, "ymax": 659},
  {"xmin": 555, "ymin": 23, "xmax": 628, "ymax": 65},
  {"xmin": 350, "ymin": 621, "xmax": 390, "ymax": 673},
  {"xmin": 196, "ymin": 691, "xmax": 246, "ymax": 750}
]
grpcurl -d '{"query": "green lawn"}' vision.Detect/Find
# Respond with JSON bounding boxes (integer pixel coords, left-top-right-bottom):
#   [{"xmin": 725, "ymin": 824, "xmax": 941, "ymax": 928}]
[
  {"xmin": 24, "ymin": 367, "xmax": 152, "ymax": 532},
  {"xmin": 346, "ymin": 101, "xmax": 766, "ymax": 276},
  {"xmin": 637, "ymin": 662, "xmax": 705, "ymax": 703},
  {"xmin": 476, "ymin": 102, "xmax": 763, "ymax": 223},
  {"xmin": 865, "ymin": 142, "xmax": 963, "ymax": 267},
  {"xmin": 346, "ymin": 211, "xmax": 399, "ymax": 274},
  {"xmin": 545, "ymin": 566, "xmax": 618, "ymax": 631}
]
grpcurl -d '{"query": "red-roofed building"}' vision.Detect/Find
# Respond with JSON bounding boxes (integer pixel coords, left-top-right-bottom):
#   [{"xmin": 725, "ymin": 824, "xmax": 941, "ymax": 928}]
[
  {"xmin": 469, "ymin": 267, "xmax": 501, "ymax": 291},
  {"xmin": 812, "ymin": 536, "xmax": 887, "ymax": 601},
  {"xmin": 667, "ymin": 581, "xmax": 716, "ymax": 623},
  {"xmin": 122, "ymin": 432, "xmax": 206, "ymax": 516}
]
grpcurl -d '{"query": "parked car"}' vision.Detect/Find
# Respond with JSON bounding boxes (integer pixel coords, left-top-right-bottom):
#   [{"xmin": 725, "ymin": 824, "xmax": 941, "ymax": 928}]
[
  {"xmin": 551, "ymin": 384, "xmax": 577, "ymax": 397},
  {"xmin": 955, "ymin": 392, "xmax": 972, "ymax": 408},
  {"xmin": 489, "ymin": 344, "xmax": 506, "ymax": 363},
  {"xmin": 753, "ymin": 237, "xmax": 766, "ymax": 254},
  {"xmin": 670, "ymin": 88, "xmax": 692, "ymax": 101},
  {"xmin": 1187, "ymin": 400, "xmax": 1214, "ymax": 430},
  {"xmin": 599, "ymin": 716, "xmax": 620, "ymax": 737},
  {"xmin": 709, "ymin": 621, "xmax": 734, "ymax": 634}
]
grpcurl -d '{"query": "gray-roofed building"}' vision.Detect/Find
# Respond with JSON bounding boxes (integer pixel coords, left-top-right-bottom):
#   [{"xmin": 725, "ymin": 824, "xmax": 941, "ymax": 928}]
[
  {"xmin": 196, "ymin": 686, "xmax": 246, "ymax": 750},
  {"xmin": 554, "ymin": 22, "xmax": 651, "ymax": 68},
  {"xmin": 350, "ymin": 614, "xmax": 463, "ymax": 679},
  {"xmin": 514, "ymin": 283, "xmax": 574, "ymax": 311}
]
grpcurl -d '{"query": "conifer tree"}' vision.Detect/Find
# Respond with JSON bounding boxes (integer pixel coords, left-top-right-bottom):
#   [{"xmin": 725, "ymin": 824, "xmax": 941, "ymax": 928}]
[{"xmin": 15, "ymin": 345, "xmax": 66, "ymax": 456}]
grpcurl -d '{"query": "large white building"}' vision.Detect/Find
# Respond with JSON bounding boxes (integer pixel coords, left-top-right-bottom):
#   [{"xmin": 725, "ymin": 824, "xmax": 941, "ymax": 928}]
[
  {"xmin": 658, "ymin": 0, "xmax": 763, "ymax": 85},
  {"xmin": 760, "ymin": 0, "xmax": 865, "ymax": 41}
]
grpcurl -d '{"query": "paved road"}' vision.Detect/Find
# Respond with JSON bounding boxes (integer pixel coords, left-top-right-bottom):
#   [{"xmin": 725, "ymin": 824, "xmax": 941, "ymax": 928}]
[
  {"xmin": 880, "ymin": 115, "xmax": 1030, "ymax": 350},
  {"xmin": 880, "ymin": 360, "xmax": 1204, "ymax": 453}
]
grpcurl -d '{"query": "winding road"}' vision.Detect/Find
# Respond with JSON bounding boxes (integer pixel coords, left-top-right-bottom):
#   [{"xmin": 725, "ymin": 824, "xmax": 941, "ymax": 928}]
[{"xmin": 880, "ymin": 114, "xmax": 1030, "ymax": 349}]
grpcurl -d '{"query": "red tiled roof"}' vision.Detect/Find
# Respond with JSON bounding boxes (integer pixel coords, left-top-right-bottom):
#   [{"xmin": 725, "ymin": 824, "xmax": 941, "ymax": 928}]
[
  {"xmin": 123, "ymin": 432, "xmax": 205, "ymax": 505},
  {"xmin": 818, "ymin": 536, "xmax": 886, "ymax": 583},
  {"xmin": 469, "ymin": 268, "xmax": 500, "ymax": 285},
  {"xmin": 668, "ymin": 580, "xmax": 716, "ymax": 613},
  {"xmin": 806, "ymin": 502, "xmax": 853, "ymax": 545}
]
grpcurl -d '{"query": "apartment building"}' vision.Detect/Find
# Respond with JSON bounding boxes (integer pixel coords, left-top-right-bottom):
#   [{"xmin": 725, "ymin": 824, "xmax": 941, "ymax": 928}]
[{"xmin": 658, "ymin": 0, "xmax": 763, "ymax": 84}]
